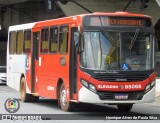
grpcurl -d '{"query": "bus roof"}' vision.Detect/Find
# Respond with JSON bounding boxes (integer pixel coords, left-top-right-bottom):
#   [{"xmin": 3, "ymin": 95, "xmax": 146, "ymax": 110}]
[
  {"xmin": 32, "ymin": 12, "xmax": 152, "ymax": 28},
  {"xmin": 8, "ymin": 12, "xmax": 152, "ymax": 31},
  {"xmin": 38, "ymin": 11, "xmax": 151, "ymax": 23},
  {"xmin": 9, "ymin": 22, "xmax": 36, "ymax": 32},
  {"xmin": 92, "ymin": 12, "xmax": 151, "ymax": 18}
]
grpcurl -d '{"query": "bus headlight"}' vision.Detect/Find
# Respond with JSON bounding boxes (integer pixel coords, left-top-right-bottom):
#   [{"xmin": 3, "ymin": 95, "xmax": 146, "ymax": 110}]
[
  {"xmin": 81, "ymin": 79, "xmax": 97, "ymax": 93},
  {"xmin": 145, "ymin": 84, "xmax": 151, "ymax": 93},
  {"xmin": 151, "ymin": 80, "xmax": 155, "ymax": 87},
  {"xmin": 89, "ymin": 84, "xmax": 96, "ymax": 93},
  {"xmin": 145, "ymin": 80, "xmax": 155, "ymax": 93},
  {"xmin": 81, "ymin": 79, "xmax": 88, "ymax": 88}
]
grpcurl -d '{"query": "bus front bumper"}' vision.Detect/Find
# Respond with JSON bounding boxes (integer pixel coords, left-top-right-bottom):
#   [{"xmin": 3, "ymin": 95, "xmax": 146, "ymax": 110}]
[{"xmin": 78, "ymin": 86, "xmax": 155, "ymax": 104}]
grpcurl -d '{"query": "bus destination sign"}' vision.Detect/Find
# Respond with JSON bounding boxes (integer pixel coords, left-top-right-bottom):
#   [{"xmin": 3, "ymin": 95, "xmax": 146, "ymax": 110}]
[
  {"xmin": 107, "ymin": 18, "xmax": 143, "ymax": 26},
  {"xmin": 84, "ymin": 16, "xmax": 152, "ymax": 27}
]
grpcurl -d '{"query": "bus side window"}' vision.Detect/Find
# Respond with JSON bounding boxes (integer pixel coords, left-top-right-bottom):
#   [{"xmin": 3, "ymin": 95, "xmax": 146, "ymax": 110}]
[
  {"xmin": 24, "ymin": 30, "xmax": 31, "ymax": 53},
  {"xmin": 41, "ymin": 28, "xmax": 49, "ymax": 53},
  {"xmin": 16, "ymin": 31, "xmax": 23, "ymax": 54},
  {"xmin": 59, "ymin": 26, "xmax": 69, "ymax": 54},
  {"xmin": 49, "ymin": 27, "xmax": 58, "ymax": 53},
  {"xmin": 9, "ymin": 31, "xmax": 16, "ymax": 54}
]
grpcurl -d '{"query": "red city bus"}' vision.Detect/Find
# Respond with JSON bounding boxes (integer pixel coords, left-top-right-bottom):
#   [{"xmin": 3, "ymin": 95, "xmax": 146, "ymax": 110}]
[{"xmin": 7, "ymin": 12, "xmax": 156, "ymax": 112}]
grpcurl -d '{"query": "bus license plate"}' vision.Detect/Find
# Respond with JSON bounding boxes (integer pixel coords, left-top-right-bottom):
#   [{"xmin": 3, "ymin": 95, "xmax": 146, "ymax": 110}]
[{"xmin": 115, "ymin": 94, "xmax": 128, "ymax": 100}]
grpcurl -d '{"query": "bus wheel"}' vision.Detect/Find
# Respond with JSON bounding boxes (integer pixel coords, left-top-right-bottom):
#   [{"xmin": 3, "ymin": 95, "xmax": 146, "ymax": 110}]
[
  {"xmin": 117, "ymin": 104, "xmax": 133, "ymax": 112},
  {"xmin": 20, "ymin": 77, "xmax": 32, "ymax": 102},
  {"xmin": 31, "ymin": 96, "xmax": 39, "ymax": 102},
  {"xmin": 59, "ymin": 83, "xmax": 74, "ymax": 111}
]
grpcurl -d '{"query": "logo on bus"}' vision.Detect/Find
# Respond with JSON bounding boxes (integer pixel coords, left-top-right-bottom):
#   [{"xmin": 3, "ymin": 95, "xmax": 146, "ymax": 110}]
[
  {"xmin": 4, "ymin": 98, "xmax": 20, "ymax": 113},
  {"xmin": 119, "ymin": 85, "xmax": 124, "ymax": 89}
]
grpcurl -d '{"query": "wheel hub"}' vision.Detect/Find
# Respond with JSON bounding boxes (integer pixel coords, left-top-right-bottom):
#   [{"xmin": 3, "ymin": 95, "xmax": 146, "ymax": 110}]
[{"xmin": 60, "ymin": 89, "xmax": 67, "ymax": 106}]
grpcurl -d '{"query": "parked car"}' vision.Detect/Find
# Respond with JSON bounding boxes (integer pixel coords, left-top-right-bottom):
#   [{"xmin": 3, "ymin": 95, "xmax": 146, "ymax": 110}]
[
  {"xmin": 0, "ymin": 66, "xmax": 6, "ymax": 84},
  {"xmin": 0, "ymin": 42, "xmax": 7, "ymax": 85}
]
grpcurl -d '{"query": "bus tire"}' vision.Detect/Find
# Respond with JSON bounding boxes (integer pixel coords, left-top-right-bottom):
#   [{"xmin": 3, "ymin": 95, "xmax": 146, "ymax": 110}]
[
  {"xmin": 31, "ymin": 96, "xmax": 39, "ymax": 102},
  {"xmin": 20, "ymin": 77, "xmax": 32, "ymax": 102},
  {"xmin": 117, "ymin": 104, "xmax": 133, "ymax": 112},
  {"xmin": 59, "ymin": 83, "xmax": 74, "ymax": 112}
]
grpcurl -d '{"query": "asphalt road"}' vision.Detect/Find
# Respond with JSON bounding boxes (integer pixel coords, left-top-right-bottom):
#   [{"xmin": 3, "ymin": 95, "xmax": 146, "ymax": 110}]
[{"xmin": 0, "ymin": 85, "xmax": 160, "ymax": 123}]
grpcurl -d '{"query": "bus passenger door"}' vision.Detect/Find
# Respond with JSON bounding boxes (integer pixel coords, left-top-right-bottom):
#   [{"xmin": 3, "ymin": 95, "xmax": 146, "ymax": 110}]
[
  {"xmin": 31, "ymin": 32, "xmax": 40, "ymax": 93},
  {"xmin": 69, "ymin": 27, "xmax": 78, "ymax": 99}
]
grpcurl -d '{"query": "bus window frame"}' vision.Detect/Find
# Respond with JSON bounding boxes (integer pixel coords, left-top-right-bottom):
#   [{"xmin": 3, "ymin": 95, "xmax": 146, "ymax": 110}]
[
  {"xmin": 49, "ymin": 26, "xmax": 59, "ymax": 54},
  {"xmin": 40, "ymin": 27, "xmax": 49, "ymax": 54},
  {"xmin": 23, "ymin": 29, "xmax": 32, "ymax": 54},
  {"xmin": 9, "ymin": 31, "xmax": 17, "ymax": 55},
  {"xmin": 59, "ymin": 25, "xmax": 69, "ymax": 54},
  {"xmin": 16, "ymin": 30, "xmax": 24, "ymax": 55}
]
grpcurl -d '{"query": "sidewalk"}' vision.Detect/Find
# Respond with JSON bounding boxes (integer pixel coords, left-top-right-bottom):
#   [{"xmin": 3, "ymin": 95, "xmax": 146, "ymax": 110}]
[
  {"xmin": 156, "ymin": 79, "xmax": 160, "ymax": 97},
  {"xmin": 152, "ymin": 79, "xmax": 160, "ymax": 105},
  {"xmin": 155, "ymin": 96, "xmax": 160, "ymax": 105}
]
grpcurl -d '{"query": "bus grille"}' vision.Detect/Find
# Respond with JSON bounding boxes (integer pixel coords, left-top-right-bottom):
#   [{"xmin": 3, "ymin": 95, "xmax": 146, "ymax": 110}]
[
  {"xmin": 97, "ymin": 91, "xmax": 144, "ymax": 100},
  {"xmin": 93, "ymin": 74, "xmax": 147, "ymax": 82}
]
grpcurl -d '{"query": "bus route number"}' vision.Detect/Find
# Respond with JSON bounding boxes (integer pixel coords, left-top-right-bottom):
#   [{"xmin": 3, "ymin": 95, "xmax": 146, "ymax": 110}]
[{"xmin": 125, "ymin": 84, "xmax": 141, "ymax": 89}]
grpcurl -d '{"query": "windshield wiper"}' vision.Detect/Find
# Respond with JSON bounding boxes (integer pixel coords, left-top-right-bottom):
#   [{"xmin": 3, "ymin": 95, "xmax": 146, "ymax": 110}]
[{"xmin": 128, "ymin": 29, "xmax": 140, "ymax": 50}]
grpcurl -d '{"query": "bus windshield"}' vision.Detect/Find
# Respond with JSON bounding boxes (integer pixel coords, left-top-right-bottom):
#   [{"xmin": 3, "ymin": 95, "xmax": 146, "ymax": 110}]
[{"xmin": 80, "ymin": 31, "xmax": 153, "ymax": 71}]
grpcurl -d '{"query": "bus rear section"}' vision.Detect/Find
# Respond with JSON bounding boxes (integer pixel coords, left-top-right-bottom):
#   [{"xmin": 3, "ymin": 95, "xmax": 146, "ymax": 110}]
[{"xmin": 7, "ymin": 23, "xmax": 35, "ymax": 93}]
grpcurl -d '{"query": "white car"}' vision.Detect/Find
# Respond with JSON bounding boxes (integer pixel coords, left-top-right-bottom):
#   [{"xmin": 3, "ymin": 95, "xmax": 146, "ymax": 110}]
[{"xmin": 0, "ymin": 66, "xmax": 6, "ymax": 84}]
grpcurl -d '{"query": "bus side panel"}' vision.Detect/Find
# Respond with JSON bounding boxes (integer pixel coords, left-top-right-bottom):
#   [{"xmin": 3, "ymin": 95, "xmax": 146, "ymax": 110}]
[
  {"xmin": 7, "ymin": 54, "xmax": 15, "ymax": 89},
  {"xmin": 25, "ymin": 55, "xmax": 32, "ymax": 94},
  {"xmin": 7, "ymin": 55, "xmax": 28, "ymax": 92},
  {"xmin": 38, "ymin": 55, "xmax": 69, "ymax": 99},
  {"xmin": 37, "ymin": 55, "xmax": 55, "ymax": 98}
]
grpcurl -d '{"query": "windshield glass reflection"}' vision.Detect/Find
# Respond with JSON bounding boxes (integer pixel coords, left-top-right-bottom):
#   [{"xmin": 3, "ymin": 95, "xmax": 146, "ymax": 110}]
[{"xmin": 80, "ymin": 31, "xmax": 153, "ymax": 71}]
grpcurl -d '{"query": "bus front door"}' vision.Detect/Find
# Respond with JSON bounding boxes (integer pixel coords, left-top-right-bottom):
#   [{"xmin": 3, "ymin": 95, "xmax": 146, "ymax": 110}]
[
  {"xmin": 31, "ymin": 32, "xmax": 40, "ymax": 94},
  {"xmin": 69, "ymin": 27, "xmax": 78, "ymax": 99}
]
